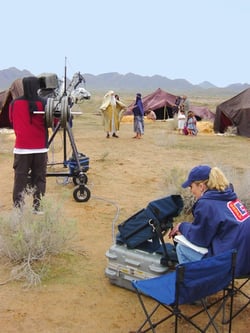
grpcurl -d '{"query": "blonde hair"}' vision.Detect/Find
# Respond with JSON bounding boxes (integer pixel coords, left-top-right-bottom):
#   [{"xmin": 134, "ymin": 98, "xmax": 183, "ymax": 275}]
[
  {"xmin": 207, "ymin": 167, "xmax": 229, "ymax": 191},
  {"xmin": 193, "ymin": 167, "xmax": 229, "ymax": 191}
]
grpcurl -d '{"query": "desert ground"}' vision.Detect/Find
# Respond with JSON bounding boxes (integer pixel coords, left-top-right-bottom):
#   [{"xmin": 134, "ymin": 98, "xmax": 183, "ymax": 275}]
[{"xmin": 0, "ymin": 95, "xmax": 249, "ymax": 333}]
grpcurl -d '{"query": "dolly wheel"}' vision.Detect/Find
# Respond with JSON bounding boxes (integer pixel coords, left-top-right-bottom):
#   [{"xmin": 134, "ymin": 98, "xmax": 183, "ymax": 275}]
[
  {"xmin": 73, "ymin": 174, "xmax": 88, "ymax": 185},
  {"xmin": 73, "ymin": 185, "xmax": 91, "ymax": 202}
]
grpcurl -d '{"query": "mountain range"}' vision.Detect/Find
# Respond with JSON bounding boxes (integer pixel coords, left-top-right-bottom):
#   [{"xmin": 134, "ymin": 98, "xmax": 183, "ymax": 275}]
[{"xmin": 0, "ymin": 67, "xmax": 249, "ymax": 96}]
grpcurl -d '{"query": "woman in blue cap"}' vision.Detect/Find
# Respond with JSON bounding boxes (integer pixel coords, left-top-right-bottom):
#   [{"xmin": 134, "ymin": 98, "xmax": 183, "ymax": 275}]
[{"xmin": 169, "ymin": 165, "xmax": 250, "ymax": 277}]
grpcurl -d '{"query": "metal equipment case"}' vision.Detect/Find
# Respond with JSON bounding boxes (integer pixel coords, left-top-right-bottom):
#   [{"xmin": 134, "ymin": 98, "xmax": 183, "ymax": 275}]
[{"xmin": 105, "ymin": 244, "xmax": 169, "ymax": 291}]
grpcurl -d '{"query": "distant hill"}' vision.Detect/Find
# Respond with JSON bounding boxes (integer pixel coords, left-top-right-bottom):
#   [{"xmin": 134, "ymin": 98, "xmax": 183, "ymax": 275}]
[
  {"xmin": 0, "ymin": 67, "xmax": 249, "ymax": 96},
  {"xmin": 82, "ymin": 72, "xmax": 250, "ymax": 96},
  {"xmin": 199, "ymin": 81, "xmax": 217, "ymax": 89},
  {"xmin": 83, "ymin": 72, "xmax": 195, "ymax": 93},
  {"xmin": 0, "ymin": 67, "xmax": 33, "ymax": 91}
]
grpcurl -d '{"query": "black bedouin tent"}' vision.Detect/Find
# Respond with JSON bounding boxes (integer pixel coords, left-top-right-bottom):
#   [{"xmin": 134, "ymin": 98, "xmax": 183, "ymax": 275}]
[
  {"xmin": 125, "ymin": 88, "xmax": 215, "ymax": 121},
  {"xmin": 125, "ymin": 88, "xmax": 177, "ymax": 120},
  {"xmin": 214, "ymin": 88, "xmax": 250, "ymax": 137},
  {"xmin": 0, "ymin": 79, "xmax": 23, "ymax": 128}
]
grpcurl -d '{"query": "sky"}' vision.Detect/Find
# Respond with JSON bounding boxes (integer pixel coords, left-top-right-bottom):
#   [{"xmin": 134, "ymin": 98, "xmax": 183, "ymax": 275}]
[{"xmin": 1, "ymin": 0, "xmax": 250, "ymax": 87}]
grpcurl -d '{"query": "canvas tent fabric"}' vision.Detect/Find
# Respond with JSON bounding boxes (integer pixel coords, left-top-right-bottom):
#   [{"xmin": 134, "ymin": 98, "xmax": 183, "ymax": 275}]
[
  {"xmin": 125, "ymin": 88, "xmax": 177, "ymax": 120},
  {"xmin": 125, "ymin": 88, "xmax": 214, "ymax": 121},
  {"xmin": 0, "ymin": 79, "xmax": 23, "ymax": 128},
  {"xmin": 189, "ymin": 105, "xmax": 215, "ymax": 121},
  {"xmin": 214, "ymin": 88, "xmax": 250, "ymax": 137}
]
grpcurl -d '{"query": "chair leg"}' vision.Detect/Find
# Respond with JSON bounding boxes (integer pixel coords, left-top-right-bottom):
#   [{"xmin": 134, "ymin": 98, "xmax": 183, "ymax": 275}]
[
  {"xmin": 134, "ymin": 291, "xmax": 178, "ymax": 332},
  {"xmin": 228, "ymin": 294, "xmax": 234, "ymax": 333},
  {"xmin": 135, "ymin": 291, "xmax": 158, "ymax": 332},
  {"xmin": 182, "ymin": 296, "xmax": 232, "ymax": 333},
  {"xmin": 222, "ymin": 278, "xmax": 250, "ymax": 324},
  {"xmin": 202, "ymin": 299, "xmax": 223, "ymax": 333}
]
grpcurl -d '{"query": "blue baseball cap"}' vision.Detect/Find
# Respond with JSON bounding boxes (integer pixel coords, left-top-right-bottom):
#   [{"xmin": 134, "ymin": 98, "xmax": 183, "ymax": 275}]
[{"xmin": 182, "ymin": 165, "xmax": 211, "ymax": 188}]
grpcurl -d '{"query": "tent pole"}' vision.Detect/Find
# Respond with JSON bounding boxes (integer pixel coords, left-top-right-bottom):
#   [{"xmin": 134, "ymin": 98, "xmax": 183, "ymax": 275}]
[{"xmin": 163, "ymin": 105, "xmax": 166, "ymax": 121}]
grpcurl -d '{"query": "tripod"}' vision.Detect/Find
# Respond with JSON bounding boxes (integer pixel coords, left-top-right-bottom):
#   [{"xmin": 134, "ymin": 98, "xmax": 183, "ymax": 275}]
[{"xmin": 46, "ymin": 110, "xmax": 91, "ymax": 202}]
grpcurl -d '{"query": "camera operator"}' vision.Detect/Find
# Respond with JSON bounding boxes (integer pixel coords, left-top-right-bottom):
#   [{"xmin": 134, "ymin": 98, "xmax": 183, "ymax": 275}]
[{"xmin": 9, "ymin": 76, "xmax": 48, "ymax": 213}]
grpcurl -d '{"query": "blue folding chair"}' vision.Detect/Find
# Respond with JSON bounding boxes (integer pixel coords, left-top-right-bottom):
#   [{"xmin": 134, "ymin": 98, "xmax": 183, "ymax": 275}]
[{"xmin": 131, "ymin": 249, "xmax": 237, "ymax": 333}]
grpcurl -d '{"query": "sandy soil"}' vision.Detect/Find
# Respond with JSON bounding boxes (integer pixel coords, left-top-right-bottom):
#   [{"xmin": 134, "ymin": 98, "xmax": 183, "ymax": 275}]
[{"xmin": 0, "ymin": 114, "xmax": 249, "ymax": 333}]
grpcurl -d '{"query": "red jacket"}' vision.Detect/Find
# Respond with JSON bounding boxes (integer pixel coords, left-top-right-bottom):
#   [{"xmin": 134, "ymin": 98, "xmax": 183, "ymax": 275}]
[{"xmin": 9, "ymin": 99, "xmax": 48, "ymax": 149}]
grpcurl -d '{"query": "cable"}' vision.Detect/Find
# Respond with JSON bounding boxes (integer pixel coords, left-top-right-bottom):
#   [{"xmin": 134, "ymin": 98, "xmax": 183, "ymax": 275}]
[{"xmin": 91, "ymin": 195, "xmax": 120, "ymax": 244}]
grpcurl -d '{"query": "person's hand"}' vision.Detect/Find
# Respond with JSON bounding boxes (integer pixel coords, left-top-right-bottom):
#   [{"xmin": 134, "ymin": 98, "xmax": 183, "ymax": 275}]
[{"xmin": 168, "ymin": 223, "xmax": 181, "ymax": 239}]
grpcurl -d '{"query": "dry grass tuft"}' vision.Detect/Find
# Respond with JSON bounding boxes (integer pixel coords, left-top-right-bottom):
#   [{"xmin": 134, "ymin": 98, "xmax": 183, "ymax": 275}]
[{"xmin": 0, "ymin": 194, "xmax": 77, "ymax": 287}]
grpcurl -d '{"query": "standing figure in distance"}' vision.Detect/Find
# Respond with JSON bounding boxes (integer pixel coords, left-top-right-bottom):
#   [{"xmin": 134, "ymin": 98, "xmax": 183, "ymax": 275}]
[
  {"xmin": 9, "ymin": 76, "xmax": 48, "ymax": 213},
  {"xmin": 132, "ymin": 93, "xmax": 145, "ymax": 139},
  {"xmin": 115, "ymin": 94, "xmax": 127, "ymax": 129},
  {"xmin": 100, "ymin": 90, "xmax": 126, "ymax": 138},
  {"xmin": 182, "ymin": 95, "xmax": 190, "ymax": 118},
  {"xmin": 173, "ymin": 95, "xmax": 182, "ymax": 116},
  {"xmin": 177, "ymin": 107, "xmax": 186, "ymax": 134}
]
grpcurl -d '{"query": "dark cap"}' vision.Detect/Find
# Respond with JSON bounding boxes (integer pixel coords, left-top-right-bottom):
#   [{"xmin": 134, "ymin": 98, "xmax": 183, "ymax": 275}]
[{"xmin": 182, "ymin": 165, "xmax": 211, "ymax": 188}]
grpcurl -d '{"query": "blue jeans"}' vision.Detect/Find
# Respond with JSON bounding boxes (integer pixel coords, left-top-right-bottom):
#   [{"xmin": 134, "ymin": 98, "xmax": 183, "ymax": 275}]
[{"xmin": 176, "ymin": 243, "xmax": 204, "ymax": 264}]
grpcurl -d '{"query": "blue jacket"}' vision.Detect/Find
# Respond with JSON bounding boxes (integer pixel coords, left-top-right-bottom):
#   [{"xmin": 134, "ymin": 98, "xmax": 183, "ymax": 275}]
[
  {"xmin": 179, "ymin": 187, "xmax": 250, "ymax": 277},
  {"xmin": 132, "ymin": 97, "xmax": 144, "ymax": 116}
]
